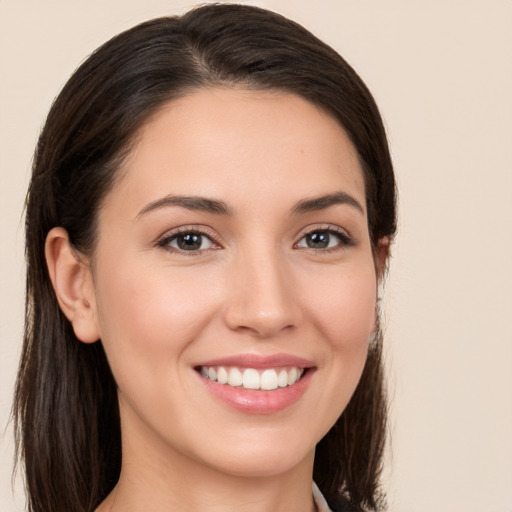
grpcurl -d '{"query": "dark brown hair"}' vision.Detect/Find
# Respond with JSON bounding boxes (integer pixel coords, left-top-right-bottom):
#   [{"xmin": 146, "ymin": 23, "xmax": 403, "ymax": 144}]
[{"xmin": 14, "ymin": 4, "xmax": 396, "ymax": 512}]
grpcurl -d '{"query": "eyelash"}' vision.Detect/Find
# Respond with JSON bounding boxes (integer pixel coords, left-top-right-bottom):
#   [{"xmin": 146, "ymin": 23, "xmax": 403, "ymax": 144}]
[
  {"xmin": 156, "ymin": 225, "xmax": 353, "ymax": 255},
  {"xmin": 295, "ymin": 226, "xmax": 354, "ymax": 252},
  {"xmin": 156, "ymin": 226, "xmax": 221, "ymax": 255}
]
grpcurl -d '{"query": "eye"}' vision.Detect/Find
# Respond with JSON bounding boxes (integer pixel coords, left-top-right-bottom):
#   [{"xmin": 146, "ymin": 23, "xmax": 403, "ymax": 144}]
[
  {"xmin": 296, "ymin": 229, "xmax": 352, "ymax": 250},
  {"xmin": 158, "ymin": 229, "xmax": 218, "ymax": 253}
]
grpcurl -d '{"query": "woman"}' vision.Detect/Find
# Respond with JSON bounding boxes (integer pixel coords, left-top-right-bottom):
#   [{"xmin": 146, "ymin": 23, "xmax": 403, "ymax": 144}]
[{"xmin": 14, "ymin": 4, "xmax": 396, "ymax": 512}]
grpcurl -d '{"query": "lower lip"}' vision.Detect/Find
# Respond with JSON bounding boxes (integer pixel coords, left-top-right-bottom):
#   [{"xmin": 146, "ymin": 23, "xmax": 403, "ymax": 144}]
[{"xmin": 197, "ymin": 369, "xmax": 314, "ymax": 414}]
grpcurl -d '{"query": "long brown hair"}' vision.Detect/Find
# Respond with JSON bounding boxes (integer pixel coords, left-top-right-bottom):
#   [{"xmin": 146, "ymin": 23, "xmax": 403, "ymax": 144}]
[{"xmin": 14, "ymin": 5, "xmax": 397, "ymax": 512}]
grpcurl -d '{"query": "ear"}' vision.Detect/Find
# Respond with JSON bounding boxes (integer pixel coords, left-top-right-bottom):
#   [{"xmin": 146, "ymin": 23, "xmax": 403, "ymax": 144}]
[
  {"xmin": 371, "ymin": 237, "xmax": 390, "ymax": 336},
  {"xmin": 375, "ymin": 236, "xmax": 390, "ymax": 282},
  {"xmin": 45, "ymin": 227, "xmax": 100, "ymax": 343}
]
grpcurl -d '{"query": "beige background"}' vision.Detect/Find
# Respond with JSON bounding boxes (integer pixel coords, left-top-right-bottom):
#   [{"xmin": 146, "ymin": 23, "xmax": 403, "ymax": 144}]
[{"xmin": 1, "ymin": 1, "xmax": 511, "ymax": 511}]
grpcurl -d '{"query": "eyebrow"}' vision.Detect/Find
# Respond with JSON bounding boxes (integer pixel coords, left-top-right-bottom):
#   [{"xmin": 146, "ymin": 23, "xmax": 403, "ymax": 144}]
[
  {"xmin": 291, "ymin": 191, "xmax": 364, "ymax": 215},
  {"xmin": 136, "ymin": 190, "xmax": 364, "ymax": 220},
  {"xmin": 136, "ymin": 195, "xmax": 233, "ymax": 219}
]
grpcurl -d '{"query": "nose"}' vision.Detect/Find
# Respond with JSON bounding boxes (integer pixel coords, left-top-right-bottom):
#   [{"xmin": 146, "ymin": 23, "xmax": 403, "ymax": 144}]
[{"xmin": 223, "ymin": 246, "xmax": 302, "ymax": 338}]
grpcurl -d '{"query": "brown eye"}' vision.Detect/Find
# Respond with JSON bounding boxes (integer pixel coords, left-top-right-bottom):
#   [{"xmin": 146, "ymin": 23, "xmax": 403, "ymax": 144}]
[
  {"xmin": 304, "ymin": 232, "xmax": 331, "ymax": 249},
  {"xmin": 165, "ymin": 232, "xmax": 215, "ymax": 251}
]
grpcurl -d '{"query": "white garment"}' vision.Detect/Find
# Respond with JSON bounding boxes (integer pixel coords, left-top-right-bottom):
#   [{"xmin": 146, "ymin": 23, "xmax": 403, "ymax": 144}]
[{"xmin": 313, "ymin": 481, "xmax": 333, "ymax": 512}]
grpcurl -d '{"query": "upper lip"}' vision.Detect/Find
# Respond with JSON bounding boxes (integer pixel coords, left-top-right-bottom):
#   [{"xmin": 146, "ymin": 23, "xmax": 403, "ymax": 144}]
[{"xmin": 195, "ymin": 353, "xmax": 315, "ymax": 369}]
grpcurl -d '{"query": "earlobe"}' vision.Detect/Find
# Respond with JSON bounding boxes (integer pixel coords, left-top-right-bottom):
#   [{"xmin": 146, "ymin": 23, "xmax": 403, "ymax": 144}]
[
  {"xmin": 45, "ymin": 227, "xmax": 100, "ymax": 343},
  {"xmin": 375, "ymin": 236, "xmax": 390, "ymax": 281}
]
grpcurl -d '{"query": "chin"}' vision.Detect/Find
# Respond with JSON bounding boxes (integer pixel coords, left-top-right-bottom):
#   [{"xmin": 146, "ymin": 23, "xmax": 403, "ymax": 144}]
[
  {"xmin": 208, "ymin": 447, "xmax": 314, "ymax": 479},
  {"xmin": 188, "ymin": 427, "xmax": 319, "ymax": 479}
]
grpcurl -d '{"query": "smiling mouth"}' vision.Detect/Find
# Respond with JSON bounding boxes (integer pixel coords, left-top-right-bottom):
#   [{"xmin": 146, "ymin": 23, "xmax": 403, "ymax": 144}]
[{"xmin": 197, "ymin": 366, "xmax": 307, "ymax": 391}]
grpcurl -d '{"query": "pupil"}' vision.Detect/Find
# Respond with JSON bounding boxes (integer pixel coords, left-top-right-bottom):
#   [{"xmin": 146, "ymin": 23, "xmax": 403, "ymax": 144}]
[
  {"xmin": 307, "ymin": 232, "xmax": 329, "ymax": 248},
  {"xmin": 178, "ymin": 233, "xmax": 202, "ymax": 250}
]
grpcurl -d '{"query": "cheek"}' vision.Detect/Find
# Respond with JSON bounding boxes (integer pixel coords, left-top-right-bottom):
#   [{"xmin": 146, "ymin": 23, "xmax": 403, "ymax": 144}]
[
  {"xmin": 309, "ymin": 263, "xmax": 377, "ymax": 350},
  {"xmin": 93, "ymin": 259, "xmax": 220, "ymax": 383},
  {"xmin": 290, "ymin": 259, "xmax": 378, "ymax": 441},
  {"xmin": 308, "ymin": 260, "xmax": 377, "ymax": 396}
]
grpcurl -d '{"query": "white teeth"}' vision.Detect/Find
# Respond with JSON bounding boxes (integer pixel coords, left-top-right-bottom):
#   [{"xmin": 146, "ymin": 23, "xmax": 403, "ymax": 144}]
[
  {"xmin": 260, "ymin": 369, "xmax": 278, "ymax": 390},
  {"xmin": 200, "ymin": 365, "xmax": 305, "ymax": 390},
  {"xmin": 242, "ymin": 369, "xmax": 260, "ymax": 389},
  {"xmin": 288, "ymin": 367, "xmax": 298, "ymax": 385},
  {"xmin": 227, "ymin": 367, "xmax": 243, "ymax": 387},
  {"xmin": 216, "ymin": 366, "xmax": 228, "ymax": 384},
  {"xmin": 277, "ymin": 369, "xmax": 288, "ymax": 388}
]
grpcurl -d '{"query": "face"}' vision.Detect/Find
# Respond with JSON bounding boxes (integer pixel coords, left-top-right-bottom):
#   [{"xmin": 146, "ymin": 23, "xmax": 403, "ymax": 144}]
[{"xmin": 88, "ymin": 88, "xmax": 379, "ymax": 479}]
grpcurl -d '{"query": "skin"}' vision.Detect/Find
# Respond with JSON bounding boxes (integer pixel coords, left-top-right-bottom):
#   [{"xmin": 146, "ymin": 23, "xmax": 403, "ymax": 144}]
[{"xmin": 46, "ymin": 88, "xmax": 387, "ymax": 512}]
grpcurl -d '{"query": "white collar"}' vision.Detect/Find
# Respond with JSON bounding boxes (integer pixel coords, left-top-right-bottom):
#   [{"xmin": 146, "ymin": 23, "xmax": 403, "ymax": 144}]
[{"xmin": 312, "ymin": 481, "xmax": 333, "ymax": 512}]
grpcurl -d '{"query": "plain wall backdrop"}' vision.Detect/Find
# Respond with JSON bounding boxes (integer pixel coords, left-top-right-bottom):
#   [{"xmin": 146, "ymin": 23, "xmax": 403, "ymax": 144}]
[{"xmin": 1, "ymin": 1, "xmax": 511, "ymax": 511}]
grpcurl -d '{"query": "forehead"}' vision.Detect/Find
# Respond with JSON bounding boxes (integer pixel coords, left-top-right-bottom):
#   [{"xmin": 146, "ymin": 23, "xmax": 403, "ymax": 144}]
[{"xmin": 108, "ymin": 87, "xmax": 366, "ymax": 216}]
